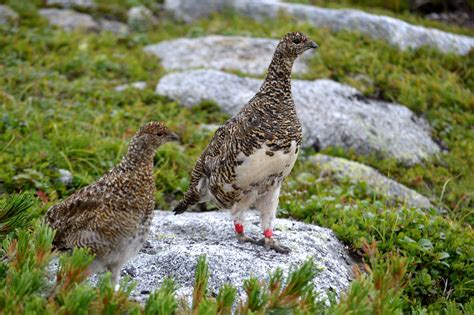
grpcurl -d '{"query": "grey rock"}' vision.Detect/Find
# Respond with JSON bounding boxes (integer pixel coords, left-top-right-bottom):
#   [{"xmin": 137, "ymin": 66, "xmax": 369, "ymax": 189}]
[
  {"xmin": 99, "ymin": 19, "xmax": 129, "ymax": 35},
  {"xmin": 39, "ymin": 9, "xmax": 99, "ymax": 32},
  {"xmin": 128, "ymin": 5, "xmax": 157, "ymax": 32},
  {"xmin": 122, "ymin": 266, "xmax": 138, "ymax": 278},
  {"xmin": 0, "ymin": 5, "xmax": 18, "ymax": 25},
  {"xmin": 120, "ymin": 210, "xmax": 353, "ymax": 303},
  {"xmin": 47, "ymin": 210, "xmax": 354, "ymax": 304},
  {"xmin": 164, "ymin": 0, "xmax": 474, "ymax": 55},
  {"xmin": 58, "ymin": 169, "xmax": 73, "ymax": 186},
  {"xmin": 40, "ymin": 8, "xmax": 129, "ymax": 34},
  {"xmin": 310, "ymin": 154, "xmax": 433, "ymax": 209},
  {"xmin": 199, "ymin": 123, "xmax": 220, "ymax": 133},
  {"xmin": 115, "ymin": 81, "xmax": 147, "ymax": 92},
  {"xmin": 144, "ymin": 35, "xmax": 314, "ymax": 76},
  {"xmin": 156, "ymin": 69, "xmax": 440, "ymax": 165},
  {"xmin": 46, "ymin": 0, "xmax": 96, "ymax": 9},
  {"xmin": 163, "ymin": 0, "xmax": 231, "ymax": 22}
]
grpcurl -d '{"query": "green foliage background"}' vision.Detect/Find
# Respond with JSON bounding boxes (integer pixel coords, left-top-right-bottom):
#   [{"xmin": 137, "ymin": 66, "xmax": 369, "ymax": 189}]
[{"xmin": 0, "ymin": 0, "xmax": 473, "ymax": 313}]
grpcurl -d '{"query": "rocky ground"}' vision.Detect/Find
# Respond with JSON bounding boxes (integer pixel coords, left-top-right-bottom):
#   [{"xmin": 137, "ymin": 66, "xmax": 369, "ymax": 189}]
[
  {"xmin": 1, "ymin": 0, "xmax": 473, "ymax": 313},
  {"xmin": 165, "ymin": 0, "xmax": 474, "ymax": 55},
  {"xmin": 84, "ymin": 211, "xmax": 354, "ymax": 304},
  {"xmin": 156, "ymin": 69, "xmax": 440, "ymax": 165}
]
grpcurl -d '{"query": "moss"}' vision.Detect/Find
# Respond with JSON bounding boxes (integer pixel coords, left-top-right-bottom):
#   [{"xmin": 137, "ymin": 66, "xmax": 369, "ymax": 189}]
[{"xmin": 0, "ymin": 1, "xmax": 473, "ymax": 312}]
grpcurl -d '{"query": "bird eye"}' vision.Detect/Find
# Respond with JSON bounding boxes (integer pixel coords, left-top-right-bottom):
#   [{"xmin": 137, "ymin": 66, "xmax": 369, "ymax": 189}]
[
  {"xmin": 156, "ymin": 132, "xmax": 163, "ymax": 137},
  {"xmin": 292, "ymin": 38, "xmax": 301, "ymax": 44}
]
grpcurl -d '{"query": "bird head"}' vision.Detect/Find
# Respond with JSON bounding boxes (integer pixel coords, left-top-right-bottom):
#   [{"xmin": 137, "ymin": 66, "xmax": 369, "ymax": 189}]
[
  {"xmin": 276, "ymin": 32, "xmax": 318, "ymax": 58},
  {"xmin": 134, "ymin": 121, "xmax": 179, "ymax": 149}
]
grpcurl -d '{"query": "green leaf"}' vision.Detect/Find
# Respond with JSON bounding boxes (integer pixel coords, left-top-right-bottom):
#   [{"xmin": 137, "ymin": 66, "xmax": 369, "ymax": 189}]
[
  {"xmin": 438, "ymin": 252, "xmax": 450, "ymax": 260},
  {"xmin": 418, "ymin": 239, "xmax": 434, "ymax": 251}
]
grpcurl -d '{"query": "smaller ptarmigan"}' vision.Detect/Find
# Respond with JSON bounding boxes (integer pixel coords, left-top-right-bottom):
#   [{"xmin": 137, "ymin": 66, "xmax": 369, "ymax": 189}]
[
  {"xmin": 46, "ymin": 122, "xmax": 178, "ymax": 288},
  {"xmin": 174, "ymin": 32, "xmax": 318, "ymax": 254}
]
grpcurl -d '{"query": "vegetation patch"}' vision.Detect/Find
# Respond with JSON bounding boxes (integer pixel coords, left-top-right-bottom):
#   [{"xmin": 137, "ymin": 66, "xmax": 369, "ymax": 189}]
[{"xmin": 0, "ymin": 0, "xmax": 472, "ymax": 312}]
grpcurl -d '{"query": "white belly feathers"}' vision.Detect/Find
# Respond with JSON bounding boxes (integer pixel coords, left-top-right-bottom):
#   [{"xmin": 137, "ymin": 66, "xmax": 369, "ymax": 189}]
[{"xmin": 234, "ymin": 141, "xmax": 298, "ymax": 189}]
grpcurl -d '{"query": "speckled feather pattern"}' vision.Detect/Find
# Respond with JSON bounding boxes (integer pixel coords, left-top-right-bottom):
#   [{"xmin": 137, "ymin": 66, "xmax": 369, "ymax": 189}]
[
  {"xmin": 174, "ymin": 32, "xmax": 316, "ymax": 217},
  {"xmin": 46, "ymin": 122, "xmax": 177, "ymax": 282}
]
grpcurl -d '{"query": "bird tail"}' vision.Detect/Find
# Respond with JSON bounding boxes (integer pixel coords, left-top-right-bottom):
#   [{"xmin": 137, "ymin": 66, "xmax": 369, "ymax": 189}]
[{"xmin": 173, "ymin": 189, "xmax": 200, "ymax": 215}]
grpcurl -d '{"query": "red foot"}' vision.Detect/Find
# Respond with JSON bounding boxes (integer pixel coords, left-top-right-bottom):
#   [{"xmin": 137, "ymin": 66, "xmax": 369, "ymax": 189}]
[
  {"xmin": 234, "ymin": 222, "xmax": 244, "ymax": 234},
  {"xmin": 264, "ymin": 229, "xmax": 273, "ymax": 238}
]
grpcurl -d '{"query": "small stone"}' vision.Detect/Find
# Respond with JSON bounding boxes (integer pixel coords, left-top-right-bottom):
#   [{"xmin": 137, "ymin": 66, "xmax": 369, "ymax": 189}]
[
  {"xmin": 46, "ymin": 0, "xmax": 96, "ymax": 9},
  {"xmin": 352, "ymin": 73, "xmax": 374, "ymax": 86},
  {"xmin": 0, "ymin": 5, "xmax": 19, "ymax": 25},
  {"xmin": 58, "ymin": 169, "xmax": 73, "ymax": 186},
  {"xmin": 115, "ymin": 81, "xmax": 147, "ymax": 92},
  {"xmin": 127, "ymin": 6, "xmax": 157, "ymax": 32},
  {"xmin": 99, "ymin": 19, "xmax": 129, "ymax": 35},
  {"xmin": 39, "ymin": 9, "xmax": 99, "ymax": 32},
  {"xmin": 310, "ymin": 154, "xmax": 433, "ymax": 209},
  {"xmin": 123, "ymin": 266, "xmax": 138, "ymax": 278},
  {"xmin": 427, "ymin": 13, "xmax": 440, "ymax": 20}
]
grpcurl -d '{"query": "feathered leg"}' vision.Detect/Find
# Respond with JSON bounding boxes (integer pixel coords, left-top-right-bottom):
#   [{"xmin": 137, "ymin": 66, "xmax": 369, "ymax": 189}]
[
  {"xmin": 231, "ymin": 204, "xmax": 257, "ymax": 244},
  {"xmin": 108, "ymin": 262, "xmax": 122, "ymax": 291},
  {"xmin": 255, "ymin": 185, "xmax": 290, "ymax": 254}
]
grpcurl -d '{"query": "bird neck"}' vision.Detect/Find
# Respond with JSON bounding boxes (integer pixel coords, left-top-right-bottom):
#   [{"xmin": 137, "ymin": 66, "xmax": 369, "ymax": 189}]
[
  {"xmin": 119, "ymin": 138, "xmax": 155, "ymax": 172},
  {"xmin": 260, "ymin": 50, "xmax": 295, "ymax": 95}
]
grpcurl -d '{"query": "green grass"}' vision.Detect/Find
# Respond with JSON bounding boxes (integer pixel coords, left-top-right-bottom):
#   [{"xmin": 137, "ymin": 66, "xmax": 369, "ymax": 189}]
[{"xmin": 0, "ymin": 0, "xmax": 473, "ymax": 312}]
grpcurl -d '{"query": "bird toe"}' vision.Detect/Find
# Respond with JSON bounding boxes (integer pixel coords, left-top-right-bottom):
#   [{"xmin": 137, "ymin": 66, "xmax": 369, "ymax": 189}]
[
  {"xmin": 261, "ymin": 238, "xmax": 291, "ymax": 254},
  {"xmin": 236, "ymin": 234, "xmax": 258, "ymax": 244}
]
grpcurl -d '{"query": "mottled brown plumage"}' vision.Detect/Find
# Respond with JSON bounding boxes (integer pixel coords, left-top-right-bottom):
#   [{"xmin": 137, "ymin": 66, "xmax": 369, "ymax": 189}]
[
  {"xmin": 46, "ymin": 122, "xmax": 178, "ymax": 287},
  {"xmin": 174, "ymin": 32, "xmax": 318, "ymax": 253}
]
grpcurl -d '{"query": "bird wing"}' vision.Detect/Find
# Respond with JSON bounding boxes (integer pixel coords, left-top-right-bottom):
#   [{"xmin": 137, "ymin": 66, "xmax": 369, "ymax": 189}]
[
  {"xmin": 174, "ymin": 99, "xmax": 268, "ymax": 213},
  {"xmin": 46, "ymin": 185, "xmax": 106, "ymax": 250},
  {"xmin": 202, "ymin": 121, "xmax": 234, "ymax": 174},
  {"xmin": 173, "ymin": 116, "xmax": 242, "ymax": 214}
]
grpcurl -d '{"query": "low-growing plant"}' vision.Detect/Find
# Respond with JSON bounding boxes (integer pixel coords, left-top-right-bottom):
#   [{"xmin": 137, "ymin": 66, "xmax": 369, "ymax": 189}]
[
  {"xmin": 280, "ymin": 173, "xmax": 474, "ymax": 311},
  {"xmin": 0, "ymin": 0, "xmax": 473, "ymax": 312}
]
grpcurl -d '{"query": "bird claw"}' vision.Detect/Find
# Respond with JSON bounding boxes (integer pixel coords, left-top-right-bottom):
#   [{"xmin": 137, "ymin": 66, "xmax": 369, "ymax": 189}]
[
  {"xmin": 257, "ymin": 237, "xmax": 291, "ymax": 254},
  {"xmin": 236, "ymin": 233, "xmax": 258, "ymax": 244}
]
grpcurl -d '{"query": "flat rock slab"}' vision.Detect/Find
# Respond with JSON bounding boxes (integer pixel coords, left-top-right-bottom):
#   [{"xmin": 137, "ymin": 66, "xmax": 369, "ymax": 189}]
[
  {"xmin": 46, "ymin": 0, "xmax": 96, "ymax": 9},
  {"xmin": 156, "ymin": 69, "xmax": 440, "ymax": 165},
  {"xmin": 164, "ymin": 0, "xmax": 474, "ymax": 55},
  {"xmin": 39, "ymin": 9, "xmax": 129, "ymax": 34},
  {"xmin": 144, "ymin": 35, "xmax": 314, "ymax": 76},
  {"xmin": 98, "ymin": 19, "xmax": 129, "ymax": 35},
  {"xmin": 311, "ymin": 154, "xmax": 433, "ymax": 209},
  {"xmin": 119, "ymin": 210, "xmax": 354, "ymax": 304},
  {"xmin": 0, "ymin": 5, "xmax": 18, "ymax": 25},
  {"xmin": 39, "ymin": 8, "xmax": 99, "ymax": 32}
]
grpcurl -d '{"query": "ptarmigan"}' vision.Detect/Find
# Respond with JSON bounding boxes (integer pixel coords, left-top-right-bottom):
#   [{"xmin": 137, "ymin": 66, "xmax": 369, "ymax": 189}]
[
  {"xmin": 174, "ymin": 32, "xmax": 318, "ymax": 254},
  {"xmin": 46, "ymin": 122, "xmax": 178, "ymax": 288}
]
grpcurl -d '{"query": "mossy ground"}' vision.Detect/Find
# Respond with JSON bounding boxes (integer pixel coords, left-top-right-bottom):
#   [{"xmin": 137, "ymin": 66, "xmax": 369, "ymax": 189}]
[{"xmin": 0, "ymin": 0, "xmax": 473, "ymax": 312}]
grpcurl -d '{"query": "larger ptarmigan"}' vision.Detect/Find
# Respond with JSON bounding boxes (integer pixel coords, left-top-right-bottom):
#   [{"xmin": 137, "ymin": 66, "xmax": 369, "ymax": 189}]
[
  {"xmin": 46, "ymin": 122, "xmax": 178, "ymax": 288},
  {"xmin": 174, "ymin": 32, "xmax": 318, "ymax": 254}
]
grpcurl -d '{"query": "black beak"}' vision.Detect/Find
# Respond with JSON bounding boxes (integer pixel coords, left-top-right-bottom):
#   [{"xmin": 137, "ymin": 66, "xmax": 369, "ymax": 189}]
[
  {"xmin": 307, "ymin": 40, "xmax": 318, "ymax": 49},
  {"xmin": 167, "ymin": 133, "xmax": 180, "ymax": 142}
]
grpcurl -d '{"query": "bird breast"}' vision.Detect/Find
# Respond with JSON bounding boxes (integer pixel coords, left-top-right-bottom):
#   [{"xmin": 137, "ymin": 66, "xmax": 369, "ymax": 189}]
[{"xmin": 233, "ymin": 141, "xmax": 298, "ymax": 189}]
